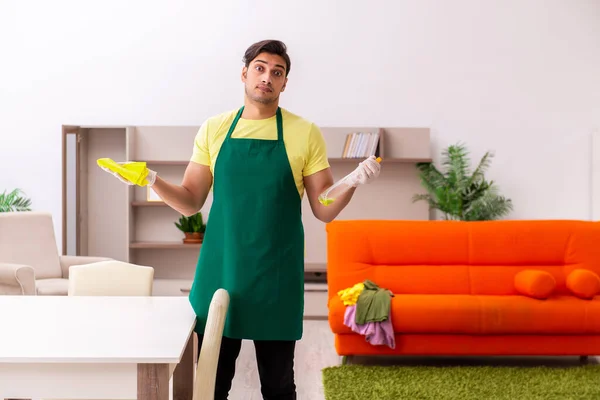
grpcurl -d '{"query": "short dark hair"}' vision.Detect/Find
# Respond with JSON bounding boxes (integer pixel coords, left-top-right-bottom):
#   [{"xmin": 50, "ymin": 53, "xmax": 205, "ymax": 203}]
[{"xmin": 243, "ymin": 40, "xmax": 291, "ymax": 76}]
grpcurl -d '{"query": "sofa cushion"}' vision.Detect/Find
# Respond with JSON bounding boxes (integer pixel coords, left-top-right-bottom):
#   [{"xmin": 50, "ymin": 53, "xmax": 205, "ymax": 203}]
[
  {"xmin": 328, "ymin": 294, "xmax": 600, "ymax": 335},
  {"xmin": 567, "ymin": 269, "xmax": 600, "ymax": 299},
  {"xmin": 36, "ymin": 278, "xmax": 68, "ymax": 295},
  {"xmin": 514, "ymin": 270, "xmax": 556, "ymax": 299}
]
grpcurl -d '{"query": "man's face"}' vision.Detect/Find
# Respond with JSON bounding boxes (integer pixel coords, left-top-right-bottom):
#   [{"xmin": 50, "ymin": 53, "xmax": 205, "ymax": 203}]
[{"xmin": 242, "ymin": 52, "xmax": 288, "ymax": 105}]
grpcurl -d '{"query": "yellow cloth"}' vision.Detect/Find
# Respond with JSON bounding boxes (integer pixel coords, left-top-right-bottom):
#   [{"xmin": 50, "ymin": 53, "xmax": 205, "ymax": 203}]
[
  {"xmin": 190, "ymin": 108, "xmax": 330, "ymax": 198},
  {"xmin": 96, "ymin": 158, "xmax": 151, "ymax": 186},
  {"xmin": 337, "ymin": 282, "xmax": 365, "ymax": 306}
]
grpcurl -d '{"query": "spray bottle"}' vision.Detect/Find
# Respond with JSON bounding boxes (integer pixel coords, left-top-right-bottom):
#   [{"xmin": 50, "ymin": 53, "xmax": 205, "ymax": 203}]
[{"xmin": 318, "ymin": 157, "xmax": 382, "ymax": 206}]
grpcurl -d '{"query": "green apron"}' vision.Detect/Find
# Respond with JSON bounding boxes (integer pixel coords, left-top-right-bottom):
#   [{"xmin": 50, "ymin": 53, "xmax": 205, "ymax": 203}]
[{"xmin": 189, "ymin": 106, "xmax": 304, "ymax": 341}]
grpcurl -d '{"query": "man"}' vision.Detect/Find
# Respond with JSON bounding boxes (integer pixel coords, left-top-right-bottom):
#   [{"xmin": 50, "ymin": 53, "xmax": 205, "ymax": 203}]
[{"xmin": 102, "ymin": 39, "xmax": 380, "ymax": 399}]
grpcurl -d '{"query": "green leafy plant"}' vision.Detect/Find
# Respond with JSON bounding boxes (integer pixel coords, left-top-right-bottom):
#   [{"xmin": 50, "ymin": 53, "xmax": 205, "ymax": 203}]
[
  {"xmin": 174, "ymin": 212, "xmax": 206, "ymax": 233},
  {"xmin": 0, "ymin": 189, "xmax": 32, "ymax": 212},
  {"xmin": 412, "ymin": 142, "xmax": 513, "ymax": 221}
]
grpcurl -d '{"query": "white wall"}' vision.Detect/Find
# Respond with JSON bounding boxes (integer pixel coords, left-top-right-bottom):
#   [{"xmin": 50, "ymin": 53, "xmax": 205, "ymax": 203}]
[{"xmin": 1, "ymin": 0, "xmax": 599, "ymax": 251}]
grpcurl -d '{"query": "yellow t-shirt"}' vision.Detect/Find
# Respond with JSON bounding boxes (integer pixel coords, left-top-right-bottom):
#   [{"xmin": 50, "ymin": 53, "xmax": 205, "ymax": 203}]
[{"xmin": 190, "ymin": 108, "xmax": 330, "ymax": 198}]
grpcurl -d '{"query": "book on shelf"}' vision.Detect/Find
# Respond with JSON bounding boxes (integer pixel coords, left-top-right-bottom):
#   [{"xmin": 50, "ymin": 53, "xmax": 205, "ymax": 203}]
[{"xmin": 341, "ymin": 131, "xmax": 380, "ymax": 158}]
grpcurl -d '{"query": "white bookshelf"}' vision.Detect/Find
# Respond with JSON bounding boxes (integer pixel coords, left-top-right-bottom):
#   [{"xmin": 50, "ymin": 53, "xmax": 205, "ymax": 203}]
[{"xmin": 62, "ymin": 124, "xmax": 431, "ymax": 317}]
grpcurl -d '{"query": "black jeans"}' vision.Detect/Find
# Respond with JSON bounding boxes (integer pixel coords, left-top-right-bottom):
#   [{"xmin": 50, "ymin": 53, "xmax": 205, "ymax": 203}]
[{"xmin": 196, "ymin": 333, "xmax": 297, "ymax": 400}]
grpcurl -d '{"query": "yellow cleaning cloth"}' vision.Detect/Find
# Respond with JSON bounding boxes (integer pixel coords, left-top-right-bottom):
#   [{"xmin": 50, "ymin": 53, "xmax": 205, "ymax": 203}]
[
  {"xmin": 97, "ymin": 158, "xmax": 151, "ymax": 186},
  {"xmin": 337, "ymin": 282, "xmax": 365, "ymax": 306}
]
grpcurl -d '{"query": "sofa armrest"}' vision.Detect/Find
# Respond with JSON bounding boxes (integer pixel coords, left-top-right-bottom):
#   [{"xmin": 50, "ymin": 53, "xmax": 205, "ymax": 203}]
[
  {"xmin": 0, "ymin": 263, "xmax": 36, "ymax": 295},
  {"xmin": 59, "ymin": 255, "xmax": 114, "ymax": 279}
]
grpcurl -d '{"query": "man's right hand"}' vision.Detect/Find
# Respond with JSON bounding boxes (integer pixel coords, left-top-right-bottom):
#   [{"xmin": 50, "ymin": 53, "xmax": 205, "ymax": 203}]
[{"xmin": 98, "ymin": 159, "xmax": 157, "ymax": 187}]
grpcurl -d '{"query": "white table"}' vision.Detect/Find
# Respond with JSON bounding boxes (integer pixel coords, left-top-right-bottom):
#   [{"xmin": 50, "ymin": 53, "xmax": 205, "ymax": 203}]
[{"xmin": 0, "ymin": 295, "xmax": 196, "ymax": 400}]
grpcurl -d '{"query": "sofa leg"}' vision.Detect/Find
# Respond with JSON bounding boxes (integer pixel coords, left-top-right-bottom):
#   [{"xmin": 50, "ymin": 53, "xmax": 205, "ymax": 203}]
[
  {"xmin": 580, "ymin": 356, "xmax": 589, "ymax": 364},
  {"xmin": 341, "ymin": 355, "xmax": 350, "ymax": 365}
]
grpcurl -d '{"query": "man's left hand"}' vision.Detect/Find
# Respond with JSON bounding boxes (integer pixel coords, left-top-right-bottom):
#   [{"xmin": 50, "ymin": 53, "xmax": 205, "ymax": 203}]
[{"xmin": 347, "ymin": 156, "xmax": 381, "ymax": 187}]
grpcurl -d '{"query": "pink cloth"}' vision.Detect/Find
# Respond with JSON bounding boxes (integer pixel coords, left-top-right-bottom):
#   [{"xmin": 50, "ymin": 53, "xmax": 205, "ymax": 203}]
[{"xmin": 343, "ymin": 304, "xmax": 396, "ymax": 349}]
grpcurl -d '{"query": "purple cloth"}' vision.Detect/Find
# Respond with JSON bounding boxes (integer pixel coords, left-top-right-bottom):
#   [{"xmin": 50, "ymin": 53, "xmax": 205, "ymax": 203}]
[{"xmin": 344, "ymin": 304, "xmax": 395, "ymax": 349}]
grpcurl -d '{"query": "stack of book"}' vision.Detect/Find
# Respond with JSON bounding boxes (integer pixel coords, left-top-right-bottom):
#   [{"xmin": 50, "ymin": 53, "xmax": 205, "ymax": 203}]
[{"xmin": 341, "ymin": 131, "xmax": 380, "ymax": 158}]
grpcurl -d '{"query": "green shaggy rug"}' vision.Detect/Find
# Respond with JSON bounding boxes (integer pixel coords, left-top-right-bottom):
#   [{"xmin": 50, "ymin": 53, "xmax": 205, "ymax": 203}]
[{"xmin": 322, "ymin": 365, "xmax": 600, "ymax": 400}]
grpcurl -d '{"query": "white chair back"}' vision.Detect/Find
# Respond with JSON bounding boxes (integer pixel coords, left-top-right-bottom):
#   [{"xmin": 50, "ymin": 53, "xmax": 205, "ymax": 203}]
[{"xmin": 68, "ymin": 260, "xmax": 154, "ymax": 296}]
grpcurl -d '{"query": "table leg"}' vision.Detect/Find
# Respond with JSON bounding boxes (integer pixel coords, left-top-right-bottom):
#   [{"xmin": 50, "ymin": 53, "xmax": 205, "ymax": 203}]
[
  {"xmin": 138, "ymin": 363, "xmax": 169, "ymax": 400},
  {"xmin": 173, "ymin": 334, "xmax": 195, "ymax": 400}
]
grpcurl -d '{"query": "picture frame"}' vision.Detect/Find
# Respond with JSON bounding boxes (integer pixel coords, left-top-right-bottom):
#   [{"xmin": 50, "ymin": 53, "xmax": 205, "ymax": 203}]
[{"xmin": 147, "ymin": 186, "xmax": 162, "ymax": 202}]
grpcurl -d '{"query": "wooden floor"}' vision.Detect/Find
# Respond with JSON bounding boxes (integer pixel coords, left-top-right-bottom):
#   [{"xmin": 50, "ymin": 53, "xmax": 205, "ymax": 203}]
[{"xmin": 229, "ymin": 319, "xmax": 338, "ymax": 399}]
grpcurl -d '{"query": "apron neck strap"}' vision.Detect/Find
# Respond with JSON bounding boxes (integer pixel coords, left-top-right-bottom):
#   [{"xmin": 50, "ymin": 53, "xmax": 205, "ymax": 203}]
[
  {"xmin": 275, "ymin": 107, "xmax": 283, "ymax": 142},
  {"xmin": 225, "ymin": 106, "xmax": 283, "ymax": 142}
]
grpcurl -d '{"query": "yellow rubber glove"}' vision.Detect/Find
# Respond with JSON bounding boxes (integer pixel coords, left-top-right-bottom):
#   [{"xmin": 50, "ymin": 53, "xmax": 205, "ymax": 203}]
[{"xmin": 97, "ymin": 158, "xmax": 157, "ymax": 187}]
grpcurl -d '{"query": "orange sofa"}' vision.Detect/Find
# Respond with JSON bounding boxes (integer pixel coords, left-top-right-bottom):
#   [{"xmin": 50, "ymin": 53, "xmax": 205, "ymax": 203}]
[{"xmin": 326, "ymin": 219, "xmax": 600, "ymax": 361}]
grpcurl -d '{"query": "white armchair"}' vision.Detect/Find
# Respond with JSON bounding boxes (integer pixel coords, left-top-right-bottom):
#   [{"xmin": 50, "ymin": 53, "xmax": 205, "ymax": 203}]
[
  {"xmin": 0, "ymin": 211, "xmax": 113, "ymax": 296},
  {"xmin": 0, "ymin": 263, "xmax": 35, "ymax": 295}
]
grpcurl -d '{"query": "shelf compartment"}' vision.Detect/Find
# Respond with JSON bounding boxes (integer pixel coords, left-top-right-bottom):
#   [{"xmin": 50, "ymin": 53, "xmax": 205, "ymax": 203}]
[
  {"xmin": 130, "ymin": 241, "xmax": 201, "ymax": 249},
  {"xmin": 305, "ymin": 263, "xmax": 326, "ymax": 272},
  {"xmin": 139, "ymin": 158, "xmax": 434, "ymax": 165},
  {"xmin": 329, "ymin": 157, "xmax": 432, "ymax": 163},
  {"xmin": 141, "ymin": 160, "xmax": 188, "ymax": 166}
]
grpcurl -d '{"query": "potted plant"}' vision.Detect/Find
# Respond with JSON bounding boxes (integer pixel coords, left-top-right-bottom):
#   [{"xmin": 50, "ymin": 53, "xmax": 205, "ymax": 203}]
[
  {"xmin": 0, "ymin": 188, "xmax": 32, "ymax": 212},
  {"xmin": 175, "ymin": 212, "xmax": 206, "ymax": 244},
  {"xmin": 412, "ymin": 142, "xmax": 513, "ymax": 221}
]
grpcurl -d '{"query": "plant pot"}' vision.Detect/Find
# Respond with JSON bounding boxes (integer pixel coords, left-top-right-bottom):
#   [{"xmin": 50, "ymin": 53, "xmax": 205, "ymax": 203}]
[{"xmin": 183, "ymin": 232, "xmax": 203, "ymax": 244}]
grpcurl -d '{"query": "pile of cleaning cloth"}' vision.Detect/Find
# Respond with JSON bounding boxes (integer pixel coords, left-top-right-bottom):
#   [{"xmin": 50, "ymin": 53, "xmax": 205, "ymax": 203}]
[{"xmin": 337, "ymin": 279, "xmax": 395, "ymax": 349}]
